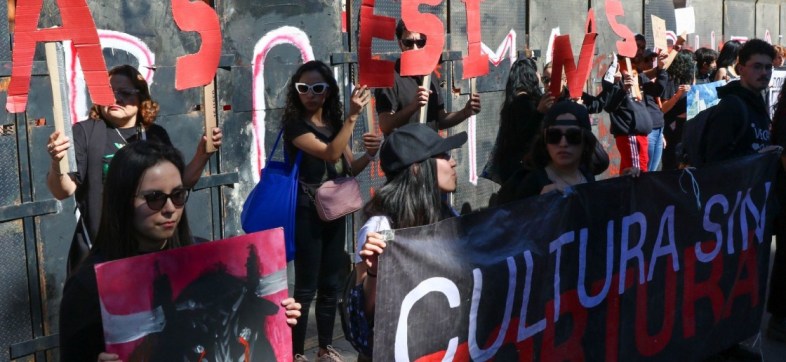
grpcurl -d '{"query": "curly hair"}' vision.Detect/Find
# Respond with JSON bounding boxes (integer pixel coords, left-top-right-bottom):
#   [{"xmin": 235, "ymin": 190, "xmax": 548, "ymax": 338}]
[
  {"xmin": 667, "ymin": 49, "xmax": 696, "ymax": 85},
  {"xmin": 281, "ymin": 60, "xmax": 343, "ymax": 144},
  {"xmin": 89, "ymin": 64, "xmax": 159, "ymax": 127}
]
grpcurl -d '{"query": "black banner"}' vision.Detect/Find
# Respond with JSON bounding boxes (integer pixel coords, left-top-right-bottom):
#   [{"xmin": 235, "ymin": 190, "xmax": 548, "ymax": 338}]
[{"xmin": 375, "ymin": 152, "xmax": 779, "ymax": 361}]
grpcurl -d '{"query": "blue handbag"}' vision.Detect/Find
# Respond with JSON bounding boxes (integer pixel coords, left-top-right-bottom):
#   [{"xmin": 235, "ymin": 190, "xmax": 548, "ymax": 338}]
[{"xmin": 241, "ymin": 129, "xmax": 302, "ymax": 261}]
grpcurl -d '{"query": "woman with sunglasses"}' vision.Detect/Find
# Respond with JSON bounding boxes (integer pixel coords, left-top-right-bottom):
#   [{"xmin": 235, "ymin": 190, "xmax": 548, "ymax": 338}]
[
  {"xmin": 58, "ymin": 141, "xmax": 301, "ymax": 362},
  {"xmin": 345, "ymin": 123, "xmax": 465, "ymax": 360},
  {"xmin": 283, "ymin": 60, "xmax": 381, "ymax": 362},
  {"xmin": 45, "ymin": 64, "xmax": 223, "ymax": 275},
  {"xmin": 497, "ymin": 101, "xmax": 598, "ymax": 203}
]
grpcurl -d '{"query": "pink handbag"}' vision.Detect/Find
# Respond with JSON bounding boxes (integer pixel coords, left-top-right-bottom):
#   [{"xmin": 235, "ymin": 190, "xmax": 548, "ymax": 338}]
[{"xmin": 314, "ymin": 176, "xmax": 362, "ymax": 221}]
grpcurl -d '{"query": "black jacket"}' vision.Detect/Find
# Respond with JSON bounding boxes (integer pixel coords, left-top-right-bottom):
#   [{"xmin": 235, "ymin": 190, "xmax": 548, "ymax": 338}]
[
  {"xmin": 703, "ymin": 80, "xmax": 771, "ymax": 163},
  {"xmin": 603, "ymin": 79, "xmax": 654, "ymax": 136}
]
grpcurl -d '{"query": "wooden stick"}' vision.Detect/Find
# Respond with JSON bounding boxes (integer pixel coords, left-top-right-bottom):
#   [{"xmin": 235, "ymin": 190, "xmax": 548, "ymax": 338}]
[
  {"xmin": 45, "ymin": 42, "xmax": 69, "ymax": 174},
  {"xmin": 624, "ymin": 57, "xmax": 642, "ymax": 101},
  {"xmin": 470, "ymin": 77, "xmax": 477, "ymax": 98},
  {"xmin": 419, "ymin": 74, "xmax": 431, "ymax": 124},
  {"xmin": 204, "ymin": 79, "xmax": 218, "ymax": 153},
  {"xmin": 365, "ymin": 91, "xmax": 375, "ymax": 134}
]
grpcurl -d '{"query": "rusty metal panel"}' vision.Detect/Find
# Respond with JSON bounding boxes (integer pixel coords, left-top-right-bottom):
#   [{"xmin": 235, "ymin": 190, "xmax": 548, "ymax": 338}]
[
  {"xmin": 725, "ymin": 0, "xmax": 756, "ymax": 39},
  {"xmin": 690, "ymin": 0, "xmax": 724, "ymax": 49},
  {"xmin": 591, "ymin": 0, "xmax": 642, "ymax": 57},
  {"xmin": 756, "ymin": 0, "xmax": 781, "ymax": 40},
  {"xmin": 529, "ymin": 0, "xmax": 588, "ymax": 57}
]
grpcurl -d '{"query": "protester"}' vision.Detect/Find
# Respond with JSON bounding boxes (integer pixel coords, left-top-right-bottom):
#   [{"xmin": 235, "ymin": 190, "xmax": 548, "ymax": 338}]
[
  {"xmin": 45, "ymin": 64, "xmax": 223, "ymax": 275},
  {"xmin": 496, "ymin": 101, "xmax": 597, "ymax": 203},
  {"xmin": 282, "ymin": 60, "xmax": 381, "ymax": 362},
  {"xmin": 695, "ymin": 47, "xmax": 719, "ymax": 84},
  {"xmin": 714, "ymin": 40, "xmax": 743, "ymax": 81},
  {"xmin": 636, "ymin": 49, "xmax": 667, "ymax": 171},
  {"xmin": 767, "ymin": 75, "xmax": 786, "ymax": 344},
  {"xmin": 703, "ymin": 38, "xmax": 776, "ymax": 359},
  {"xmin": 604, "ymin": 55, "xmax": 653, "ymax": 174},
  {"xmin": 704, "ymin": 39, "xmax": 774, "ymax": 163},
  {"xmin": 483, "ymin": 58, "xmax": 553, "ymax": 184},
  {"xmin": 375, "ymin": 20, "xmax": 480, "ymax": 135},
  {"xmin": 349, "ymin": 123, "xmax": 466, "ymax": 359},
  {"xmin": 58, "ymin": 141, "xmax": 301, "ymax": 362},
  {"xmin": 660, "ymin": 49, "xmax": 695, "ymax": 170},
  {"xmin": 774, "ymin": 44, "xmax": 785, "ymax": 67}
]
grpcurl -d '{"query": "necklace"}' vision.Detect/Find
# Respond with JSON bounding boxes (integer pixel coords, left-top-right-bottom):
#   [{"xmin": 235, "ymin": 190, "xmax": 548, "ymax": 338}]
[
  {"xmin": 114, "ymin": 127, "xmax": 129, "ymax": 145},
  {"xmin": 546, "ymin": 166, "xmax": 585, "ymax": 188},
  {"xmin": 159, "ymin": 239, "xmax": 169, "ymax": 250}
]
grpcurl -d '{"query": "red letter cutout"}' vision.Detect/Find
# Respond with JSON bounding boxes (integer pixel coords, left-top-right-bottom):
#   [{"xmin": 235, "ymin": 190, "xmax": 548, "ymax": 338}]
[
  {"xmin": 605, "ymin": 0, "xmax": 637, "ymax": 57},
  {"xmin": 358, "ymin": 0, "xmax": 396, "ymax": 87},
  {"xmin": 6, "ymin": 0, "xmax": 113, "ymax": 113},
  {"xmin": 461, "ymin": 0, "xmax": 488, "ymax": 79},
  {"xmin": 172, "ymin": 0, "xmax": 222, "ymax": 90},
  {"xmin": 400, "ymin": 0, "xmax": 445, "ymax": 76},
  {"xmin": 549, "ymin": 32, "xmax": 597, "ymax": 99}
]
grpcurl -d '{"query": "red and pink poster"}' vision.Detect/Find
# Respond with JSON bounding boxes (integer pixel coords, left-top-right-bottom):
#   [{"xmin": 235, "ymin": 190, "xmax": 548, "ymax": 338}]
[{"xmin": 95, "ymin": 228, "xmax": 291, "ymax": 361}]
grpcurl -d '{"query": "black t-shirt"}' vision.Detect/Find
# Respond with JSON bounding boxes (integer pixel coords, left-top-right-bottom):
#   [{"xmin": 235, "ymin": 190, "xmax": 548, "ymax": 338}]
[
  {"xmin": 70, "ymin": 120, "xmax": 172, "ymax": 238},
  {"xmin": 374, "ymin": 60, "xmax": 445, "ymax": 132},
  {"xmin": 283, "ymin": 119, "xmax": 349, "ymax": 205}
]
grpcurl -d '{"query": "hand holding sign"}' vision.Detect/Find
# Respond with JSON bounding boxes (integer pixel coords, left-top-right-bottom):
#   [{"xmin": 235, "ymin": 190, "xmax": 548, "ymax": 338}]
[
  {"xmin": 418, "ymin": 75, "xmax": 431, "ymax": 124},
  {"xmin": 349, "ymin": 85, "xmax": 372, "ymax": 119}
]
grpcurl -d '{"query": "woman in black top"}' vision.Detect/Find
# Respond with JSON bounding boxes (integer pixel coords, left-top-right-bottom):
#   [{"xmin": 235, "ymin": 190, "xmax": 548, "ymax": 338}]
[
  {"xmin": 660, "ymin": 50, "xmax": 696, "ymax": 170},
  {"xmin": 58, "ymin": 142, "xmax": 300, "ymax": 362},
  {"xmin": 282, "ymin": 60, "xmax": 381, "ymax": 361},
  {"xmin": 45, "ymin": 65, "xmax": 223, "ymax": 274},
  {"xmin": 483, "ymin": 58, "xmax": 552, "ymax": 184},
  {"xmin": 497, "ymin": 101, "xmax": 598, "ymax": 203}
]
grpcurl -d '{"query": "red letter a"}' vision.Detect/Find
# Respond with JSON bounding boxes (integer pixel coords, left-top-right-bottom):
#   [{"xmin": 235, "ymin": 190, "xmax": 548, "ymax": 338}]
[{"xmin": 6, "ymin": 0, "xmax": 113, "ymax": 113}]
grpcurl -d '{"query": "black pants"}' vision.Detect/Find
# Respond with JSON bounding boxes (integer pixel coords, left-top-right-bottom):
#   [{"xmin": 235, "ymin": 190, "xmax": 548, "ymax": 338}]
[{"xmin": 292, "ymin": 199, "xmax": 348, "ymax": 354}]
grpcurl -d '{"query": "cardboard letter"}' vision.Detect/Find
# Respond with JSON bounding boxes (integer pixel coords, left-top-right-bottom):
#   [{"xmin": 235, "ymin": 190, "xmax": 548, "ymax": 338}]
[
  {"xmin": 172, "ymin": 0, "xmax": 222, "ymax": 90},
  {"xmin": 358, "ymin": 0, "xmax": 396, "ymax": 87},
  {"xmin": 550, "ymin": 32, "xmax": 597, "ymax": 99},
  {"xmin": 401, "ymin": 0, "xmax": 445, "ymax": 76},
  {"xmin": 6, "ymin": 0, "xmax": 113, "ymax": 113},
  {"xmin": 461, "ymin": 0, "xmax": 488, "ymax": 79},
  {"xmin": 651, "ymin": 15, "xmax": 668, "ymax": 52},
  {"xmin": 605, "ymin": 0, "xmax": 637, "ymax": 58}
]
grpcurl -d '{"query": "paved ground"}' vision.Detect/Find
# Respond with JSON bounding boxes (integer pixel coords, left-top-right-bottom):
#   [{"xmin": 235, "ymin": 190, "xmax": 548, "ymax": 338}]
[{"xmin": 297, "ymin": 241, "xmax": 786, "ymax": 361}]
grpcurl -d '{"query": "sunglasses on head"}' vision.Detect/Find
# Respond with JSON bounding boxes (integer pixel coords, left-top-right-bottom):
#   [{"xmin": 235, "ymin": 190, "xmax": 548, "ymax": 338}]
[
  {"xmin": 138, "ymin": 189, "xmax": 189, "ymax": 211},
  {"xmin": 545, "ymin": 128, "xmax": 583, "ymax": 145},
  {"xmin": 401, "ymin": 38, "xmax": 427, "ymax": 48},
  {"xmin": 295, "ymin": 82, "xmax": 329, "ymax": 95}
]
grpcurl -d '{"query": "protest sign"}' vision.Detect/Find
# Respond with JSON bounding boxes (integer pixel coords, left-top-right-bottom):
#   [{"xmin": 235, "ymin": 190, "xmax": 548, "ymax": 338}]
[
  {"xmin": 172, "ymin": 0, "xmax": 222, "ymax": 90},
  {"xmin": 768, "ymin": 69, "xmax": 786, "ymax": 119},
  {"xmin": 374, "ymin": 152, "xmax": 778, "ymax": 361},
  {"xmin": 550, "ymin": 29, "xmax": 597, "ymax": 99},
  {"xmin": 687, "ymin": 80, "xmax": 726, "ymax": 120},
  {"xmin": 95, "ymin": 228, "xmax": 291, "ymax": 361},
  {"xmin": 358, "ymin": 0, "xmax": 396, "ymax": 88},
  {"xmin": 461, "ymin": 0, "xmax": 489, "ymax": 79},
  {"xmin": 651, "ymin": 15, "xmax": 668, "ymax": 51},
  {"xmin": 674, "ymin": 7, "xmax": 696, "ymax": 36},
  {"xmin": 605, "ymin": 0, "xmax": 637, "ymax": 58},
  {"xmin": 400, "ymin": 0, "xmax": 445, "ymax": 76}
]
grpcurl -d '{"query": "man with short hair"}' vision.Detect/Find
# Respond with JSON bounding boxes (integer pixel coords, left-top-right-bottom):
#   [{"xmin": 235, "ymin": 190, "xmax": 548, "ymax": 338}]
[
  {"xmin": 375, "ymin": 20, "xmax": 481, "ymax": 135},
  {"xmin": 703, "ymin": 38, "xmax": 775, "ymax": 163}
]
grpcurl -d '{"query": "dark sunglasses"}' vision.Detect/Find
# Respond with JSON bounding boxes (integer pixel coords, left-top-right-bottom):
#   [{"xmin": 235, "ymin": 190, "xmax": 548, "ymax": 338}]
[
  {"xmin": 138, "ymin": 189, "xmax": 189, "ymax": 211},
  {"xmin": 401, "ymin": 38, "xmax": 427, "ymax": 48},
  {"xmin": 545, "ymin": 128, "xmax": 583, "ymax": 145},
  {"xmin": 113, "ymin": 88, "xmax": 140, "ymax": 100},
  {"xmin": 295, "ymin": 82, "xmax": 329, "ymax": 95}
]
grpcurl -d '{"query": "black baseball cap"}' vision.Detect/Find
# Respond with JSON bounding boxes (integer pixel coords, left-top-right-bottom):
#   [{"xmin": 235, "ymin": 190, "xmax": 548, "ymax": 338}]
[
  {"xmin": 380, "ymin": 124, "xmax": 467, "ymax": 176},
  {"xmin": 543, "ymin": 101, "xmax": 591, "ymax": 130}
]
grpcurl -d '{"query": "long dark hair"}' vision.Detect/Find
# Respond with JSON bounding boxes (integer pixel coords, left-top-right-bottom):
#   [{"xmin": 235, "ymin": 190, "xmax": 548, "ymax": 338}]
[
  {"xmin": 92, "ymin": 141, "xmax": 192, "ymax": 261},
  {"xmin": 492, "ymin": 59, "xmax": 543, "ymax": 171},
  {"xmin": 89, "ymin": 64, "xmax": 160, "ymax": 127},
  {"xmin": 364, "ymin": 158, "xmax": 442, "ymax": 229},
  {"xmin": 772, "ymin": 79, "xmax": 786, "ymax": 145},
  {"xmin": 282, "ymin": 61, "xmax": 343, "ymax": 140},
  {"xmin": 717, "ymin": 40, "xmax": 743, "ymax": 69},
  {"xmin": 526, "ymin": 127, "xmax": 597, "ymax": 170}
]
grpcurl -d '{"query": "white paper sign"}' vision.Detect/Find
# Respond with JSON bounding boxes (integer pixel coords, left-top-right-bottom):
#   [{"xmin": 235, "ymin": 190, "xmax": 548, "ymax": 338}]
[{"xmin": 675, "ymin": 7, "xmax": 696, "ymax": 35}]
